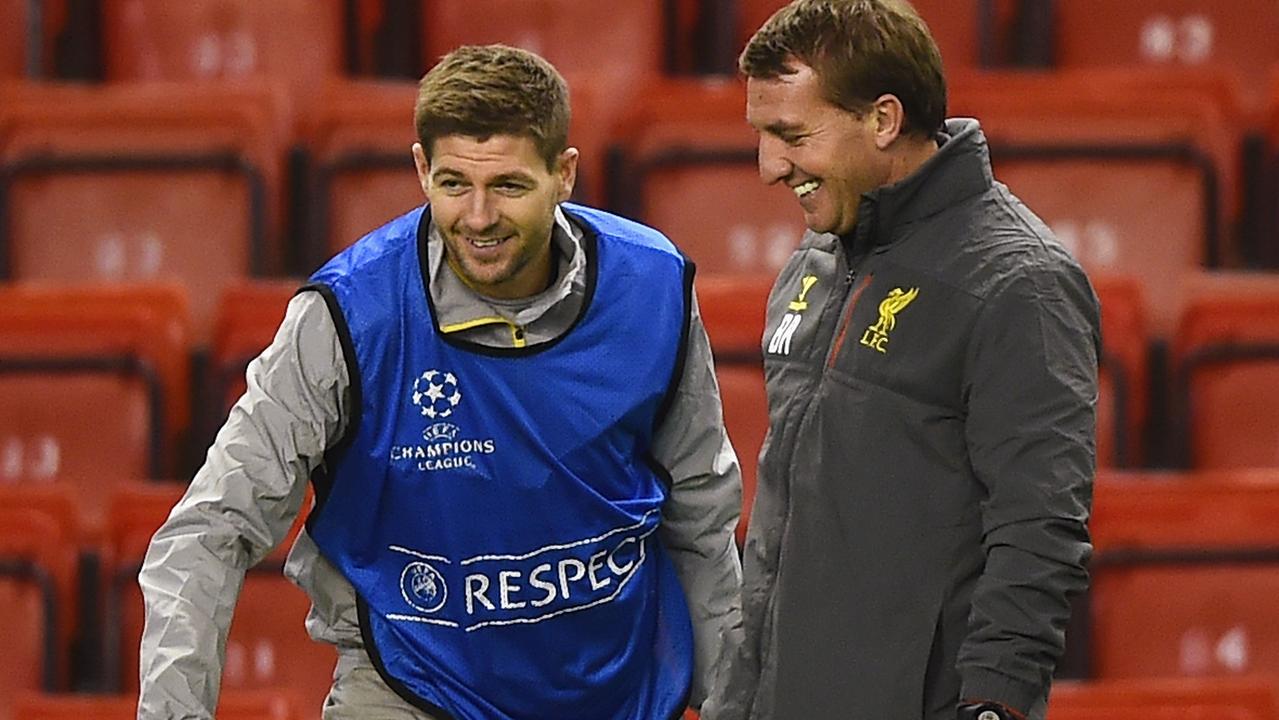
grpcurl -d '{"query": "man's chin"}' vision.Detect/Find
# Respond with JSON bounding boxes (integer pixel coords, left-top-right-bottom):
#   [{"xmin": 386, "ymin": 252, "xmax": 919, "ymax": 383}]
[
  {"xmin": 459, "ymin": 267, "xmax": 509, "ymax": 288},
  {"xmin": 802, "ymin": 218, "xmax": 835, "ymax": 235},
  {"xmin": 802, "ymin": 214, "xmax": 854, "ymax": 237}
]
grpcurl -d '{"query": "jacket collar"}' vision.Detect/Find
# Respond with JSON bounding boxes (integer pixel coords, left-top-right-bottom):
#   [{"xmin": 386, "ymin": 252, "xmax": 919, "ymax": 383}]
[{"xmin": 843, "ymin": 118, "xmax": 994, "ymax": 260}]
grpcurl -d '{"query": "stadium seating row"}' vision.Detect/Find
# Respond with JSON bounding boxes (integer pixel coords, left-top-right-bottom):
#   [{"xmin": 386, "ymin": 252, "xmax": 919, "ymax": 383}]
[
  {"xmin": 8, "ymin": 470, "xmax": 1279, "ymax": 717},
  {"xmin": 2, "ymin": 0, "xmax": 1012, "ymax": 85},
  {"xmin": 2, "ymin": 270, "xmax": 1279, "ymax": 528},
  {"xmin": 1089, "ymin": 271, "xmax": 1279, "ymax": 470},
  {"xmin": 4, "ymin": 69, "xmax": 1279, "ymax": 340},
  {"xmin": 0, "ymin": 481, "xmax": 326, "ymax": 719},
  {"xmin": 8, "ymin": 1, "xmax": 1279, "ymax": 88}
]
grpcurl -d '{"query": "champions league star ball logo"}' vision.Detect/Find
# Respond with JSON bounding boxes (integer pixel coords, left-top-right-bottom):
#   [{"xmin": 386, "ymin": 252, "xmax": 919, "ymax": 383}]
[
  {"xmin": 412, "ymin": 370, "xmax": 462, "ymax": 419},
  {"xmin": 400, "ymin": 561, "xmax": 447, "ymax": 614}
]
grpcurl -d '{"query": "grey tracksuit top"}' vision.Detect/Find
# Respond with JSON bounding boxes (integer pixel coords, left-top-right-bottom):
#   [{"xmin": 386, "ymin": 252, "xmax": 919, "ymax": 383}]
[{"xmin": 702, "ymin": 119, "xmax": 1099, "ymax": 720}]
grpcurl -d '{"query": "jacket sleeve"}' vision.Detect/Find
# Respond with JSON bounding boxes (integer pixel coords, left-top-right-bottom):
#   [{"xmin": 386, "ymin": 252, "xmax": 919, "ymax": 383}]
[
  {"xmin": 652, "ymin": 289, "xmax": 744, "ymax": 710},
  {"xmin": 957, "ymin": 263, "xmax": 1099, "ymax": 715},
  {"xmin": 136, "ymin": 291, "xmax": 350, "ymax": 719}
]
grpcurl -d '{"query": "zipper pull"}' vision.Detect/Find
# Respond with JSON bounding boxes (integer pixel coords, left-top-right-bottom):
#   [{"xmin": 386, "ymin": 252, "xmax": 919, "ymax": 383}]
[{"xmin": 845, "ymin": 269, "xmax": 857, "ymax": 286}]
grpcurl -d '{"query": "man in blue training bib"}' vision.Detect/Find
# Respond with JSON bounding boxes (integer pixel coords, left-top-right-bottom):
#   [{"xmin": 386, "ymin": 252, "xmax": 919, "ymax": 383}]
[{"xmin": 137, "ymin": 44, "xmax": 743, "ymax": 720}]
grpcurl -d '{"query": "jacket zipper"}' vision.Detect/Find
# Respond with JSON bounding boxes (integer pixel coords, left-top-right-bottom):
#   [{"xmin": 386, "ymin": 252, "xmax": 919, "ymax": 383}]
[{"xmin": 825, "ymin": 270, "xmax": 872, "ymax": 369}]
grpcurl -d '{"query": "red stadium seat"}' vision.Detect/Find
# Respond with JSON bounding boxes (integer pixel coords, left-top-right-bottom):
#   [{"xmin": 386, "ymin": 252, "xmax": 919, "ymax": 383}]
[
  {"xmin": 0, "ymin": 1, "xmax": 28, "ymax": 79},
  {"xmin": 298, "ymin": 81, "xmax": 421, "ymax": 265},
  {"xmin": 0, "ymin": 82, "xmax": 287, "ymax": 339},
  {"xmin": 100, "ymin": 0, "xmax": 343, "ymax": 114},
  {"xmin": 211, "ymin": 280, "xmax": 300, "ymax": 412},
  {"xmin": 13, "ymin": 690, "xmax": 300, "ymax": 720},
  {"xmin": 698, "ymin": 275, "xmax": 771, "ymax": 543},
  {"xmin": 1263, "ymin": 73, "xmax": 1279, "ymax": 267},
  {"xmin": 422, "ymin": 0, "xmax": 662, "ymax": 103},
  {"xmin": 1087, "ymin": 470, "xmax": 1279, "ymax": 684},
  {"xmin": 0, "ymin": 284, "xmax": 191, "ymax": 483},
  {"xmin": 717, "ymin": 365, "xmax": 768, "ymax": 545},
  {"xmin": 421, "ymin": 0, "xmax": 657, "ymax": 204},
  {"xmin": 0, "ymin": 1, "xmax": 74, "ymax": 80},
  {"xmin": 1051, "ymin": 0, "xmax": 1279, "ymax": 112},
  {"xmin": 608, "ymin": 78, "xmax": 806, "ymax": 275},
  {"xmin": 737, "ymin": 0, "xmax": 988, "ymax": 70},
  {"xmin": 1091, "ymin": 275, "xmax": 1148, "ymax": 468},
  {"xmin": 697, "ymin": 274, "xmax": 772, "ymax": 359},
  {"xmin": 199, "ymin": 280, "xmax": 298, "ymax": 451},
  {"xmin": 0, "ymin": 486, "xmax": 80, "ymax": 719},
  {"xmin": 1048, "ymin": 676, "xmax": 1279, "ymax": 719},
  {"xmin": 105, "ymin": 484, "xmax": 333, "ymax": 716},
  {"xmin": 1170, "ymin": 272, "xmax": 1279, "ymax": 469},
  {"xmin": 950, "ymin": 69, "xmax": 1246, "ymax": 336}
]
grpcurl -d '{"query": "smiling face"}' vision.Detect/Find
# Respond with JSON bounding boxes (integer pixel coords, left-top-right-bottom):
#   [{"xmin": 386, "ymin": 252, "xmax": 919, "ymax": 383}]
[
  {"xmin": 746, "ymin": 61, "xmax": 894, "ymax": 237},
  {"xmin": 414, "ymin": 133, "xmax": 577, "ymax": 299}
]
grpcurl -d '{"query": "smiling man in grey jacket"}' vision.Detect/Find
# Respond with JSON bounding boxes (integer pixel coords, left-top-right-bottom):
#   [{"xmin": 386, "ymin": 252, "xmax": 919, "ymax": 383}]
[
  {"xmin": 702, "ymin": 2, "xmax": 1098, "ymax": 719},
  {"xmin": 137, "ymin": 45, "xmax": 742, "ymax": 720}
]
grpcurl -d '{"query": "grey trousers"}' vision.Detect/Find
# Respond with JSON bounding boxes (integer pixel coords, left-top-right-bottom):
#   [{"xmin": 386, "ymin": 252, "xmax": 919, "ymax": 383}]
[{"xmin": 321, "ymin": 648, "xmax": 441, "ymax": 720}]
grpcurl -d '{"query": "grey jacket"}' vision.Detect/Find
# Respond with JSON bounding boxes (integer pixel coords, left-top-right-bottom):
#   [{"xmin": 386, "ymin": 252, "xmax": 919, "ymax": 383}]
[
  {"xmin": 138, "ymin": 208, "xmax": 743, "ymax": 719},
  {"xmin": 703, "ymin": 120, "xmax": 1098, "ymax": 720}
]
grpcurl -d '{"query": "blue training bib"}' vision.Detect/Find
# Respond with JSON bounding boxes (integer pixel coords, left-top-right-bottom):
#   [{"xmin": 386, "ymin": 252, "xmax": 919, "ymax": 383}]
[{"xmin": 305, "ymin": 204, "xmax": 695, "ymax": 720}]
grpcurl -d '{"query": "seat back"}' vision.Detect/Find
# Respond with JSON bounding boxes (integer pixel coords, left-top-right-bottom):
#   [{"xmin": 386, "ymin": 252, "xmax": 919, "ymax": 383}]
[
  {"xmin": 1051, "ymin": 0, "xmax": 1279, "ymax": 110},
  {"xmin": 1048, "ymin": 676, "xmax": 1279, "ymax": 719},
  {"xmin": 422, "ymin": 0, "xmax": 663, "ymax": 103},
  {"xmin": 736, "ymin": 0, "xmax": 987, "ymax": 70},
  {"xmin": 0, "ymin": 486, "xmax": 79, "ymax": 718},
  {"xmin": 100, "ymin": 0, "xmax": 343, "ymax": 113},
  {"xmin": 698, "ymin": 275, "xmax": 772, "ymax": 544},
  {"xmin": 1263, "ymin": 73, "xmax": 1279, "ymax": 267},
  {"xmin": 716, "ymin": 364, "xmax": 768, "ymax": 545},
  {"xmin": 1171, "ymin": 273, "xmax": 1279, "ymax": 468},
  {"xmin": 202, "ymin": 280, "xmax": 299, "ymax": 449},
  {"xmin": 951, "ymin": 69, "xmax": 1245, "ymax": 336},
  {"xmin": 105, "ymin": 484, "xmax": 333, "ymax": 715},
  {"xmin": 421, "ymin": 2, "xmax": 660, "ymax": 204},
  {"xmin": 1, "ymin": 1, "xmax": 28, "ymax": 79},
  {"xmin": 298, "ymin": 81, "xmax": 424, "ymax": 267},
  {"xmin": 698, "ymin": 274, "xmax": 772, "ymax": 359},
  {"xmin": 1088, "ymin": 471, "xmax": 1279, "ymax": 682},
  {"xmin": 0, "ymin": 82, "xmax": 286, "ymax": 338},
  {"xmin": 1091, "ymin": 275, "xmax": 1148, "ymax": 468},
  {"xmin": 212, "ymin": 280, "xmax": 300, "ymax": 407},
  {"xmin": 0, "ymin": 284, "xmax": 190, "ymax": 482},
  {"xmin": 608, "ymin": 78, "xmax": 806, "ymax": 275}
]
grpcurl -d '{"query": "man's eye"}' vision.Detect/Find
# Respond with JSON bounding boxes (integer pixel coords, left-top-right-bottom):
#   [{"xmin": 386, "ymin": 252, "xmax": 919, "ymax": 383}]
[{"xmin": 437, "ymin": 179, "xmax": 465, "ymax": 190}]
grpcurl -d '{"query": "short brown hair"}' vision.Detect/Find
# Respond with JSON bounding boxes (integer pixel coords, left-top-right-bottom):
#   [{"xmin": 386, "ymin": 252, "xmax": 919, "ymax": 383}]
[
  {"xmin": 415, "ymin": 44, "xmax": 571, "ymax": 169},
  {"xmin": 740, "ymin": 0, "xmax": 946, "ymax": 138}
]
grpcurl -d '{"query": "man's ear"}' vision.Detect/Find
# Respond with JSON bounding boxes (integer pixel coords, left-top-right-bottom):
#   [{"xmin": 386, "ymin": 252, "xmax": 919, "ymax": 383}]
[
  {"xmin": 412, "ymin": 142, "xmax": 431, "ymax": 196},
  {"xmin": 555, "ymin": 147, "xmax": 579, "ymax": 202},
  {"xmin": 872, "ymin": 94, "xmax": 905, "ymax": 150}
]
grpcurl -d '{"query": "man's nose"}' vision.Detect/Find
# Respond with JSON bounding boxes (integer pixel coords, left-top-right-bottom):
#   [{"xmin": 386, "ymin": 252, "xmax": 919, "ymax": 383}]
[
  {"xmin": 462, "ymin": 190, "xmax": 499, "ymax": 232},
  {"xmin": 757, "ymin": 134, "xmax": 792, "ymax": 186}
]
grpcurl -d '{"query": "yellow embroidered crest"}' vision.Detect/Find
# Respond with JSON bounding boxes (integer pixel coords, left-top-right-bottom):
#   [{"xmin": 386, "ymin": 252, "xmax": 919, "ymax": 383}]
[{"xmin": 859, "ymin": 287, "xmax": 919, "ymax": 353}]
